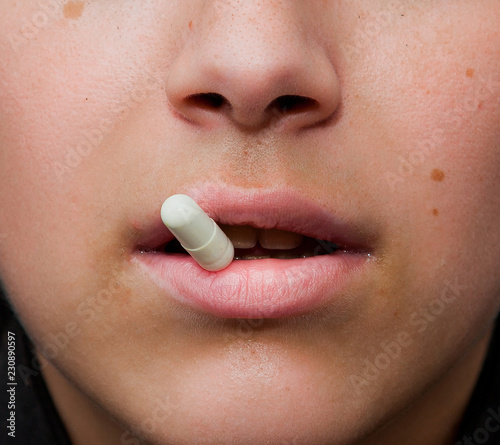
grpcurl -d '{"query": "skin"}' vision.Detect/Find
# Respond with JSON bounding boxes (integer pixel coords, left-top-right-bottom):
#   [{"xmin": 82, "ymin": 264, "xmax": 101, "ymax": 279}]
[{"xmin": 1, "ymin": 0, "xmax": 500, "ymax": 444}]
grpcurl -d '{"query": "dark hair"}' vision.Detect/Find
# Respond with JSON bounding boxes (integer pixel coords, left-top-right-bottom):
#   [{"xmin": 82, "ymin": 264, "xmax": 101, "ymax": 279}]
[{"xmin": 0, "ymin": 280, "xmax": 13, "ymax": 326}]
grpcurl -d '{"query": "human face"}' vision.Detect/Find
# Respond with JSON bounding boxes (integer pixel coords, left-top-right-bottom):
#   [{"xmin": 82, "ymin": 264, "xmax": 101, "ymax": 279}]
[{"xmin": 1, "ymin": 1, "xmax": 499, "ymax": 444}]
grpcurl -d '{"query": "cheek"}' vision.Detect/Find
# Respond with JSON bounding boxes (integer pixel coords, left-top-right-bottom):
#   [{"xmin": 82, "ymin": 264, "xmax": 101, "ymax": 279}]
[
  {"xmin": 0, "ymin": 3, "xmax": 160, "ymax": 269},
  {"xmin": 336, "ymin": 7, "xmax": 500, "ymax": 353},
  {"xmin": 390, "ymin": 46, "xmax": 500, "ymax": 309}
]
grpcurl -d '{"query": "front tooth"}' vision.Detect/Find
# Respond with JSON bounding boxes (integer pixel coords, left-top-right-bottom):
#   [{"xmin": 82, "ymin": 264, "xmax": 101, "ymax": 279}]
[
  {"xmin": 219, "ymin": 224, "xmax": 258, "ymax": 248},
  {"xmin": 258, "ymin": 229, "xmax": 303, "ymax": 250}
]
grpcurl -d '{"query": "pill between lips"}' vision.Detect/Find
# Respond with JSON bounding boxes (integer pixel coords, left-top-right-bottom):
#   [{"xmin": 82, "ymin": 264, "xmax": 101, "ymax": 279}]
[{"xmin": 160, "ymin": 194, "xmax": 234, "ymax": 272}]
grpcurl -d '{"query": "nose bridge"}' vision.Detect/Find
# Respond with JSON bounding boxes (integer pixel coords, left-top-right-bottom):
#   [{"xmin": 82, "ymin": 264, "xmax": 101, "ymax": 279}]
[
  {"xmin": 210, "ymin": 0, "xmax": 298, "ymax": 42},
  {"xmin": 200, "ymin": 0, "xmax": 304, "ymax": 69},
  {"xmin": 208, "ymin": 1, "xmax": 306, "ymax": 83},
  {"xmin": 166, "ymin": 0, "xmax": 340, "ymax": 130}
]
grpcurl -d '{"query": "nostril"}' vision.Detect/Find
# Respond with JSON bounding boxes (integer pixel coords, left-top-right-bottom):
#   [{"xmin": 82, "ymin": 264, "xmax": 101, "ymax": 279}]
[
  {"xmin": 269, "ymin": 95, "xmax": 318, "ymax": 115},
  {"xmin": 185, "ymin": 92, "xmax": 227, "ymax": 110}
]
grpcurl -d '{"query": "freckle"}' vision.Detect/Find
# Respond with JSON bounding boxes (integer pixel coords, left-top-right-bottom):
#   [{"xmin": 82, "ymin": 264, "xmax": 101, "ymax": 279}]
[
  {"xmin": 426, "ymin": 90, "xmax": 430, "ymax": 95},
  {"xmin": 63, "ymin": 1, "xmax": 85, "ymax": 20},
  {"xmin": 466, "ymin": 68, "xmax": 475, "ymax": 78},
  {"xmin": 478, "ymin": 101, "xmax": 483, "ymax": 110},
  {"xmin": 189, "ymin": 20, "xmax": 193, "ymax": 29},
  {"xmin": 432, "ymin": 208, "xmax": 439, "ymax": 216},
  {"xmin": 431, "ymin": 168, "xmax": 445, "ymax": 182}
]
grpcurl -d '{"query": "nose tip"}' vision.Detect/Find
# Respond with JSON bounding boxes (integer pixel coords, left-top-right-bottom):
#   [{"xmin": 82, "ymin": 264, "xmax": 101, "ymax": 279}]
[{"xmin": 165, "ymin": 4, "xmax": 341, "ymax": 131}]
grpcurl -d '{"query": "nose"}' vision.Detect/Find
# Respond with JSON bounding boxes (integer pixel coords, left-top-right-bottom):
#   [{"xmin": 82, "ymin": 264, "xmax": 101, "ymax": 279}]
[{"xmin": 165, "ymin": 1, "xmax": 341, "ymax": 131}]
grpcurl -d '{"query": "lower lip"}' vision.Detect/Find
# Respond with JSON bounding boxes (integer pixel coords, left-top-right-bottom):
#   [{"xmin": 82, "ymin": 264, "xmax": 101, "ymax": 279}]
[{"xmin": 133, "ymin": 251, "xmax": 372, "ymax": 318}]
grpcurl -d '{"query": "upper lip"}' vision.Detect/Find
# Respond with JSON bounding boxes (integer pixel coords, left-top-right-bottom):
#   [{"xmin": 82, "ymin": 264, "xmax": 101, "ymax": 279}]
[{"xmin": 134, "ymin": 185, "xmax": 376, "ymax": 253}]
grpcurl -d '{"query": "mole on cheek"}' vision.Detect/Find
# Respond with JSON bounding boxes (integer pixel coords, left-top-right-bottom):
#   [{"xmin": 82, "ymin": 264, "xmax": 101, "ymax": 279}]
[
  {"xmin": 431, "ymin": 169, "xmax": 445, "ymax": 182},
  {"xmin": 63, "ymin": 1, "xmax": 85, "ymax": 20},
  {"xmin": 432, "ymin": 208, "xmax": 439, "ymax": 216}
]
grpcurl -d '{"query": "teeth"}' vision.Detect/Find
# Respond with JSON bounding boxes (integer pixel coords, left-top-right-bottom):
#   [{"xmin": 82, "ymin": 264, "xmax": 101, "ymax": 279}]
[
  {"xmin": 258, "ymin": 229, "xmax": 303, "ymax": 250},
  {"xmin": 220, "ymin": 225, "xmax": 304, "ymax": 250},
  {"xmin": 164, "ymin": 224, "xmax": 340, "ymax": 259},
  {"xmin": 220, "ymin": 224, "xmax": 258, "ymax": 248}
]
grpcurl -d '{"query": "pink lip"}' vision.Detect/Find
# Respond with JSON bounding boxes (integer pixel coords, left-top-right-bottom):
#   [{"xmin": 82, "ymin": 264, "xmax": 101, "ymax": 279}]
[{"xmin": 132, "ymin": 185, "xmax": 376, "ymax": 318}]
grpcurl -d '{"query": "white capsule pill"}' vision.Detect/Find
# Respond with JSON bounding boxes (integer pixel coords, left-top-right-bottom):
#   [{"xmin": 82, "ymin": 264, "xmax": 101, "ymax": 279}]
[{"xmin": 161, "ymin": 194, "xmax": 234, "ymax": 271}]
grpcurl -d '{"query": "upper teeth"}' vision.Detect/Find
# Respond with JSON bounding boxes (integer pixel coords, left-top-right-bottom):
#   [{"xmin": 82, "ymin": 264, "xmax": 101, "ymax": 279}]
[
  {"xmin": 219, "ymin": 225, "xmax": 259, "ymax": 248},
  {"xmin": 219, "ymin": 225, "xmax": 304, "ymax": 250},
  {"xmin": 258, "ymin": 228, "xmax": 303, "ymax": 249}
]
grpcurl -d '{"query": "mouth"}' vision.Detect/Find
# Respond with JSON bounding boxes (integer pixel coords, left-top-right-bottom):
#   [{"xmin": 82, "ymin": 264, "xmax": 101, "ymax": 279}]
[
  {"xmin": 160, "ymin": 224, "xmax": 344, "ymax": 260},
  {"xmin": 132, "ymin": 186, "xmax": 376, "ymax": 319}
]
